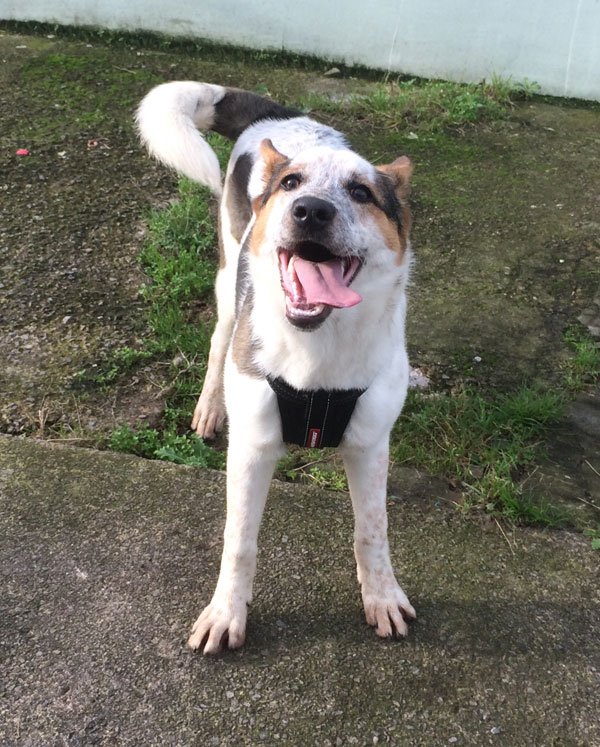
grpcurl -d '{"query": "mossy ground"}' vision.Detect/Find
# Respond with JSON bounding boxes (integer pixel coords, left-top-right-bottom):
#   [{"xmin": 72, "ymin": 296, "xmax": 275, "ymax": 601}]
[{"xmin": 1, "ymin": 26, "xmax": 599, "ymax": 529}]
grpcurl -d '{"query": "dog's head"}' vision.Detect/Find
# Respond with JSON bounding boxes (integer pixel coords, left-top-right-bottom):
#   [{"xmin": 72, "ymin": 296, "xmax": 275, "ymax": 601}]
[{"xmin": 249, "ymin": 139, "xmax": 412, "ymax": 330}]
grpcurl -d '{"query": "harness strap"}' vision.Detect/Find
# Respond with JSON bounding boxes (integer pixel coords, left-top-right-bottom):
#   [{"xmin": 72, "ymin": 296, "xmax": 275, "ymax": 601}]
[{"xmin": 266, "ymin": 376, "xmax": 365, "ymax": 448}]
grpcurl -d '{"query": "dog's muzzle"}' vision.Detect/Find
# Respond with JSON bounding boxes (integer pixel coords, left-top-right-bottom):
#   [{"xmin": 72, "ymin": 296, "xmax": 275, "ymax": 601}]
[
  {"xmin": 276, "ymin": 195, "xmax": 363, "ymax": 329},
  {"xmin": 278, "ymin": 239, "xmax": 363, "ymax": 330}
]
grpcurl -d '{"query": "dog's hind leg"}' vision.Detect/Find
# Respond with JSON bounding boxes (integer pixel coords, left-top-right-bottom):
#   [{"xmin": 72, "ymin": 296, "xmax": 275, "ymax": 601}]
[
  {"xmin": 191, "ymin": 265, "xmax": 234, "ymax": 438},
  {"xmin": 341, "ymin": 439, "xmax": 416, "ymax": 638},
  {"xmin": 191, "ymin": 192, "xmax": 242, "ymax": 438}
]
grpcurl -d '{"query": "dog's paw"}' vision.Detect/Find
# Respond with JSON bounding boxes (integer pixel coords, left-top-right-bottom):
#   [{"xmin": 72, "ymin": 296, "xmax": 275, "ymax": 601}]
[
  {"xmin": 188, "ymin": 599, "xmax": 247, "ymax": 655},
  {"xmin": 191, "ymin": 392, "xmax": 226, "ymax": 439},
  {"xmin": 362, "ymin": 583, "xmax": 416, "ymax": 639}
]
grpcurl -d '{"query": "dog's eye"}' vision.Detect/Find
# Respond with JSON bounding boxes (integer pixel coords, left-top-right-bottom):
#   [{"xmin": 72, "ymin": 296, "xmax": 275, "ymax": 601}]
[
  {"xmin": 281, "ymin": 174, "xmax": 302, "ymax": 191},
  {"xmin": 350, "ymin": 184, "xmax": 372, "ymax": 203}
]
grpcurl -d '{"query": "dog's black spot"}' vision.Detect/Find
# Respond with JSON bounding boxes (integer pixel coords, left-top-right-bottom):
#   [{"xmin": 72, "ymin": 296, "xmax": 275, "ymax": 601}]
[
  {"xmin": 213, "ymin": 89, "xmax": 302, "ymax": 141},
  {"xmin": 226, "ymin": 153, "xmax": 253, "ymax": 243},
  {"xmin": 374, "ymin": 172, "xmax": 404, "ymax": 233}
]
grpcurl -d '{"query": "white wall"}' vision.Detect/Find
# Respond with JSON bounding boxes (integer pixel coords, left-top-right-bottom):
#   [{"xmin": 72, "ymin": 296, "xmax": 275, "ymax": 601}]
[{"xmin": 2, "ymin": 0, "xmax": 599, "ymax": 101}]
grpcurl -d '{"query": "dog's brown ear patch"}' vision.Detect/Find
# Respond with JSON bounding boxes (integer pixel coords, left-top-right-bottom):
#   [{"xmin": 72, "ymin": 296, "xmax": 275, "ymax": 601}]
[
  {"xmin": 374, "ymin": 156, "xmax": 413, "ymax": 264},
  {"xmin": 249, "ymin": 140, "xmax": 290, "ymax": 256},
  {"xmin": 259, "ymin": 138, "xmax": 288, "ymax": 182},
  {"xmin": 376, "ymin": 156, "xmax": 413, "ymax": 199},
  {"xmin": 253, "ymin": 138, "xmax": 289, "ymax": 210}
]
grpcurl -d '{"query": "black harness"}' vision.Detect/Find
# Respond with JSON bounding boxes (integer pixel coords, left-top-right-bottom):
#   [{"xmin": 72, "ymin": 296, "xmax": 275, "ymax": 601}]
[{"xmin": 266, "ymin": 375, "xmax": 365, "ymax": 448}]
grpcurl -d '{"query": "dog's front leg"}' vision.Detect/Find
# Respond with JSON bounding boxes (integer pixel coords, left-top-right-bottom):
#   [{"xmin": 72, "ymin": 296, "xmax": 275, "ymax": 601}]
[
  {"xmin": 341, "ymin": 439, "xmax": 416, "ymax": 638},
  {"xmin": 188, "ymin": 437, "xmax": 279, "ymax": 654}
]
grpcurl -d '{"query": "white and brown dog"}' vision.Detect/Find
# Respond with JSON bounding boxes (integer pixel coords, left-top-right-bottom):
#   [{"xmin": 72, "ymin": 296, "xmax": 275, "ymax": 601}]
[{"xmin": 137, "ymin": 81, "xmax": 416, "ymax": 654}]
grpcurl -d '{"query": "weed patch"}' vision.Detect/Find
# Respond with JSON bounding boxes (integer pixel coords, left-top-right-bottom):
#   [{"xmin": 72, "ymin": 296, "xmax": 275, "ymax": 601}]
[
  {"xmin": 82, "ymin": 347, "xmax": 154, "ymax": 388},
  {"xmin": 109, "ymin": 423, "xmax": 224, "ymax": 468},
  {"xmin": 275, "ymin": 451, "xmax": 348, "ymax": 492},
  {"xmin": 300, "ymin": 76, "xmax": 535, "ymax": 134},
  {"xmin": 563, "ymin": 326, "xmax": 600, "ymax": 390},
  {"xmin": 104, "ymin": 154, "xmax": 231, "ymax": 466},
  {"xmin": 583, "ymin": 524, "xmax": 600, "ymax": 551},
  {"xmin": 391, "ymin": 386, "xmax": 566, "ymax": 524},
  {"xmin": 139, "ymin": 178, "xmax": 218, "ymax": 350}
]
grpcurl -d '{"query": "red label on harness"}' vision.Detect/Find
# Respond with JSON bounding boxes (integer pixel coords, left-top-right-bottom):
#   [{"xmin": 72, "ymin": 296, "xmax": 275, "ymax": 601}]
[{"xmin": 307, "ymin": 428, "xmax": 321, "ymax": 448}]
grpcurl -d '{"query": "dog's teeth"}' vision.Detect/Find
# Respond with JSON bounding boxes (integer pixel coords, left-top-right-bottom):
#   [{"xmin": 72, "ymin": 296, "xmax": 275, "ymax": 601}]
[
  {"xmin": 288, "ymin": 254, "xmax": 296, "ymax": 274},
  {"xmin": 286, "ymin": 299, "xmax": 325, "ymax": 317}
]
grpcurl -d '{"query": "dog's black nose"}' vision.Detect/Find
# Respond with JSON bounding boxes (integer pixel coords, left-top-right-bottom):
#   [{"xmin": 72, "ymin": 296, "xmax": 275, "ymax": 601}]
[{"xmin": 292, "ymin": 196, "xmax": 337, "ymax": 229}]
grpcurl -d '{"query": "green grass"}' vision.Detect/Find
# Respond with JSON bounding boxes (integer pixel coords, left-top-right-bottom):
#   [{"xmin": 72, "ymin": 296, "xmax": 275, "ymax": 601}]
[
  {"xmin": 18, "ymin": 51, "xmax": 160, "ymax": 140},
  {"xmin": 563, "ymin": 326, "xmax": 600, "ymax": 390},
  {"xmin": 583, "ymin": 524, "xmax": 600, "ymax": 551},
  {"xmin": 103, "ymin": 154, "xmax": 230, "ymax": 468},
  {"xmin": 139, "ymin": 178, "xmax": 218, "ymax": 349},
  {"xmin": 108, "ymin": 421, "xmax": 223, "ymax": 468},
  {"xmin": 275, "ymin": 451, "xmax": 348, "ymax": 492},
  {"xmin": 137, "ymin": 134, "xmax": 232, "ymax": 360},
  {"xmin": 299, "ymin": 76, "xmax": 537, "ymax": 134},
  {"xmin": 392, "ymin": 386, "xmax": 566, "ymax": 524}
]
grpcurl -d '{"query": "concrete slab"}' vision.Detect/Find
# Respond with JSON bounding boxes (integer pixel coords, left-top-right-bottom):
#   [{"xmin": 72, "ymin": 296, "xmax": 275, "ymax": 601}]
[{"xmin": 1, "ymin": 436, "xmax": 598, "ymax": 746}]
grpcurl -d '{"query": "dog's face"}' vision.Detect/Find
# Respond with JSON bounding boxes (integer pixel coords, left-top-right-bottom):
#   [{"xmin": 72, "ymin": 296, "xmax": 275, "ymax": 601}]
[{"xmin": 249, "ymin": 140, "xmax": 412, "ymax": 329}]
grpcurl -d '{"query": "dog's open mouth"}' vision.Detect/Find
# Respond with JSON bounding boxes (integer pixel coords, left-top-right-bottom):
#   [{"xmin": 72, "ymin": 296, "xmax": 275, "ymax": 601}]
[{"xmin": 278, "ymin": 242, "xmax": 362, "ymax": 327}]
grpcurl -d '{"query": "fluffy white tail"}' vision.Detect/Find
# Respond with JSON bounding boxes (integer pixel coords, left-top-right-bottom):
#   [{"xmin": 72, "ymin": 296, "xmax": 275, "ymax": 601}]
[{"xmin": 136, "ymin": 81, "xmax": 226, "ymax": 196}]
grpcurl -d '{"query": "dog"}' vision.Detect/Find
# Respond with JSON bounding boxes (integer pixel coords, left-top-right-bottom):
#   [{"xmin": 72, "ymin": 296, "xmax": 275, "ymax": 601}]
[{"xmin": 137, "ymin": 81, "xmax": 416, "ymax": 654}]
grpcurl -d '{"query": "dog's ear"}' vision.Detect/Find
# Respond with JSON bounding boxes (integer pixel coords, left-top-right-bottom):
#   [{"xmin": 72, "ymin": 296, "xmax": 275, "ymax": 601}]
[
  {"xmin": 375, "ymin": 156, "xmax": 413, "ymax": 263},
  {"xmin": 250, "ymin": 140, "xmax": 290, "ymax": 253},
  {"xmin": 252, "ymin": 139, "xmax": 289, "ymax": 216},
  {"xmin": 259, "ymin": 138, "xmax": 288, "ymax": 182},
  {"xmin": 376, "ymin": 156, "xmax": 413, "ymax": 199}
]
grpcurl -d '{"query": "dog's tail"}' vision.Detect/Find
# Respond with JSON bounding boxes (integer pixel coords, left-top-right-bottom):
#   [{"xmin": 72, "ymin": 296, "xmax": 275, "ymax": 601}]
[{"xmin": 136, "ymin": 81, "xmax": 301, "ymax": 197}]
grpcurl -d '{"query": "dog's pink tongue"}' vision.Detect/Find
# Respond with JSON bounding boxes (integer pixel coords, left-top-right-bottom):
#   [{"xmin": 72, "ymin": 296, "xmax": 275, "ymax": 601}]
[{"xmin": 294, "ymin": 258, "xmax": 362, "ymax": 308}]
